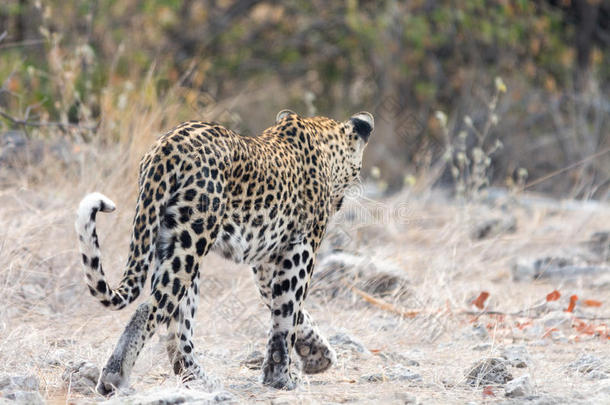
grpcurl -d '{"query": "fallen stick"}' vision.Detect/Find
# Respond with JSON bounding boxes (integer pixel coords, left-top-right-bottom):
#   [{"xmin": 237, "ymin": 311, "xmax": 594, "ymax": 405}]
[
  {"xmin": 460, "ymin": 310, "xmax": 610, "ymax": 321},
  {"xmin": 346, "ymin": 282, "xmax": 610, "ymax": 321},
  {"xmin": 346, "ymin": 283, "xmax": 420, "ymax": 318}
]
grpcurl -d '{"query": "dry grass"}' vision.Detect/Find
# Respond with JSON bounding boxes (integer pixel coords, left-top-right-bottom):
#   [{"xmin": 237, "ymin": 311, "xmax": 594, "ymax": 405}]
[{"xmin": 1, "ymin": 131, "xmax": 609, "ymax": 404}]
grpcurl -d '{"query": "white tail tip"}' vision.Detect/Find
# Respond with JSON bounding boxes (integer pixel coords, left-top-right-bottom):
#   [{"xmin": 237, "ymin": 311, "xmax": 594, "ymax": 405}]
[{"xmin": 78, "ymin": 192, "xmax": 116, "ymax": 217}]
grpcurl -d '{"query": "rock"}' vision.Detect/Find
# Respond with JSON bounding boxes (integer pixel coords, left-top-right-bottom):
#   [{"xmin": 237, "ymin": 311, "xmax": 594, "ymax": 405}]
[
  {"xmin": 42, "ymin": 348, "xmax": 70, "ymax": 366},
  {"xmin": 587, "ymin": 231, "xmax": 610, "ymax": 261},
  {"xmin": 586, "ymin": 370, "xmax": 609, "ymax": 380},
  {"xmin": 590, "ymin": 274, "xmax": 610, "ymax": 290},
  {"xmin": 311, "ymin": 252, "xmax": 367, "ymax": 298},
  {"xmin": 471, "ymin": 342, "xmax": 493, "ymax": 351},
  {"xmin": 0, "ymin": 375, "xmax": 43, "ymax": 405},
  {"xmin": 368, "ymin": 316, "xmax": 401, "ymax": 333},
  {"xmin": 471, "ymin": 215, "xmax": 516, "ymax": 240},
  {"xmin": 360, "ymin": 373, "xmax": 385, "ymax": 383},
  {"xmin": 20, "ymin": 284, "xmax": 46, "ymax": 301},
  {"xmin": 0, "ymin": 130, "xmax": 28, "ymax": 168},
  {"xmin": 591, "ymin": 385, "xmax": 610, "ymax": 405},
  {"xmin": 500, "ymin": 394, "xmax": 573, "ymax": 404},
  {"xmin": 568, "ymin": 354, "xmax": 607, "ymax": 376},
  {"xmin": 386, "ymin": 364, "xmax": 422, "ymax": 382},
  {"xmin": 393, "ymin": 392, "xmax": 418, "ymax": 403},
  {"xmin": 462, "ymin": 324, "xmax": 490, "ymax": 341},
  {"xmin": 360, "ymin": 365, "xmax": 422, "ymax": 383},
  {"xmin": 512, "ymin": 260, "xmax": 535, "ymax": 282},
  {"xmin": 550, "ymin": 330, "xmax": 568, "ymax": 343},
  {"xmin": 597, "ymin": 382, "xmax": 610, "ymax": 395},
  {"xmin": 361, "ymin": 272, "xmax": 405, "ymax": 296},
  {"xmin": 500, "ymin": 345, "xmax": 531, "ymax": 368},
  {"xmin": 375, "ymin": 351, "xmax": 420, "ymax": 366},
  {"xmin": 241, "ymin": 350, "xmax": 264, "ymax": 370},
  {"xmin": 0, "ymin": 375, "xmax": 39, "ymax": 392},
  {"xmin": 311, "ymin": 251, "xmax": 410, "ymax": 300},
  {"xmin": 329, "ymin": 332, "xmax": 370, "ymax": 355},
  {"xmin": 539, "ymin": 311, "xmax": 572, "ymax": 330},
  {"xmin": 317, "ymin": 226, "xmax": 356, "ymax": 255},
  {"xmin": 62, "ymin": 361, "xmax": 100, "ymax": 393},
  {"xmin": 465, "ymin": 358, "xmax": 513, "ymax": 387},
  {"xmin": 512, "ymin": 256, "xmax": 610, "ymax": 282},
  {"xmin": 522, "ymin": 324, "xmax": 545, "ymax": 341},
  {"xmin": 504, "ymin": 374, "xmax": 533, "ymax": 397},
  {"xmin": 100, "ymin": 388, "xmax": 234, "ymax": 405},
  {"xmin": 1, "ymin": 391, "xmax": 45, "ymax": 404}
]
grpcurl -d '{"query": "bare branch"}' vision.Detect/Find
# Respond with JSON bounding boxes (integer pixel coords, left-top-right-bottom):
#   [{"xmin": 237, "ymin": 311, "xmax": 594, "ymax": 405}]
[{"xmin": 0, "ymin": 109, "xmax": 97, "ymax": 132}]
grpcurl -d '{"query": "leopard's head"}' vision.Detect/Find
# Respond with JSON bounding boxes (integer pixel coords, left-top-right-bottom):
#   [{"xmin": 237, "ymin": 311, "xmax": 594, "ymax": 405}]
[{"xmin": 275, "ymin": 109, "xmax": 374, "ymax": 201}]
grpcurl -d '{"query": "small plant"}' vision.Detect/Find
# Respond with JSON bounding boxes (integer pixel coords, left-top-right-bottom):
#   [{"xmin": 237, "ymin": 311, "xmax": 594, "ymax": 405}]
[{"xmin": 436, "ymin": 77, "xmax": 509, "ymax": 201}]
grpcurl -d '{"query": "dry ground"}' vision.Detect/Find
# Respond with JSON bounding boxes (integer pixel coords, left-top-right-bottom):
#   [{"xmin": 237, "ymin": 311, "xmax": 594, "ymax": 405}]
[{"xmin": 0, "ymin": 141, "xmax": 609, "ymax": 404}]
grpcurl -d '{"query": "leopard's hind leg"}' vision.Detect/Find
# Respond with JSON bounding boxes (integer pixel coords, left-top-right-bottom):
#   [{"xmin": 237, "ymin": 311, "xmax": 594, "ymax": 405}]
[
  {"xmin": 294, "ymin": 309, "xmax": 336, "ymax": 374},
  {"xmin": 96, "ymin": 300, "xmax": 157, "ymax": 395},
  {"xmin": 165, "ymin": 268, "xmax": 220, "ymax": 391},
  {"xmin": 98, "ymin": 187, "xmax": 224, "ymax": 395}
]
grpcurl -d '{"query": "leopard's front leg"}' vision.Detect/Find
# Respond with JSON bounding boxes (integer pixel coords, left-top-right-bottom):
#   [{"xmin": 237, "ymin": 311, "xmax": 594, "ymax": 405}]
[{"xmin": 261, "ymin": 243, "xmax": 314, "ymax": 390}]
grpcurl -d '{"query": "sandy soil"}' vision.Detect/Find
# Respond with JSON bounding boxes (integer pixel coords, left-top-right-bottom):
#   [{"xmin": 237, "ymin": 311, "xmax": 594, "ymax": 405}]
[{"xmin": 1, "ymin": 148, "xmax": 609, "ymax": 404}]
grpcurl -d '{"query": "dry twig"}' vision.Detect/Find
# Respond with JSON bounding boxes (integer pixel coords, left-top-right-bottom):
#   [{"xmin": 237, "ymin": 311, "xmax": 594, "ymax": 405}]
[{"xmin": 346, "ymin": 282, "xmax": 420, "ymax": 318}]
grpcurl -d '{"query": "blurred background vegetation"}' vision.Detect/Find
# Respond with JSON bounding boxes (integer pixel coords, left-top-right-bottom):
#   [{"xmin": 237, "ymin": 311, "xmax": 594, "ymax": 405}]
[{"xmin": 1, "ymin": 0, "xmax": 609, "ymax": 198}]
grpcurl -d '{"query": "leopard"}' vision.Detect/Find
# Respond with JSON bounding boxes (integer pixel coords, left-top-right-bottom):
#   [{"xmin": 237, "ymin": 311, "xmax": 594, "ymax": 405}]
[{"xmin": 75, "ymin": 109, "xmax": 374, "ymax": 395}]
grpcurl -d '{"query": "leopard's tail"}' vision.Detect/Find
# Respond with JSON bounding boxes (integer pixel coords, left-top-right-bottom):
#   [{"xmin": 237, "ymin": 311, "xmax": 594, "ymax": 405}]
[{"xmin": 75, "ymin": 192, "xmax": 144, "ymax": 310}]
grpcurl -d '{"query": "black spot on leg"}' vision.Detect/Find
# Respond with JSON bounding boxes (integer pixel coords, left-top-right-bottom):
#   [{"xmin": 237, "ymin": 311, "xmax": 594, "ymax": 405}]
[
  {"xmin": 111, "ymin": 295, "xmax": 122, "ymax": 306},
  {"xmin": 96, "ymin": 280, "xmax": 107, "ymax": 294},
  {"xmin": 172, "ymin": 278, "xmax": 181, "ymax": 295},
  {"xmin": 272, "ymin": 283, "xmax": 282, "ymax": 298},
  {"xmin": 172, "ymin": 256, "xmax": 181, "ymax": 272},
  {"xmin": 281, "ymin": 301, "xmax": 294, "ymax": 317},
  {"xmin": 291, "ymin": 276, "xmax": 297, "ymax": 291},
  {"xmin": 295, "ymin": 286, "xmax": 303, "ymax": 301},
  {"xmin": 162, "ymin": 271, "xmax": 170, "ymax": 286},
  {"xmin": 158, "ymin": 293, "xmax": 168, "ymax": 309}
]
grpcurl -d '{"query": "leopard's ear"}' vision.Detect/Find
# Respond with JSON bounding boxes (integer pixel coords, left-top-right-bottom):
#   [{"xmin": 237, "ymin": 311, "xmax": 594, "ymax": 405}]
[
  {"xmin": 276, "ymin": 109, "xmax": 297, "ymax": 124},
  {"xmin": 350, "ymin": 111, "xmax": 374, "ymax": 142}
]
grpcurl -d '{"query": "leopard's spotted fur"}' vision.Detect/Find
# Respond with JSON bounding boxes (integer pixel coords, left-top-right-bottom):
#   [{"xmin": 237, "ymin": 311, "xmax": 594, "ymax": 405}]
[{"xmin": 75, "ymin": 109, "xmax": 374, "ymax": 394}]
